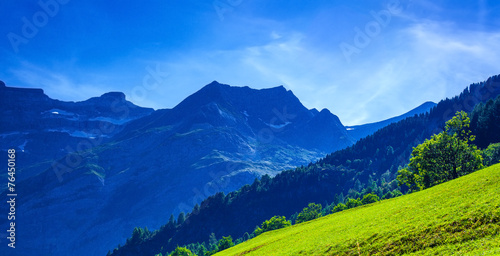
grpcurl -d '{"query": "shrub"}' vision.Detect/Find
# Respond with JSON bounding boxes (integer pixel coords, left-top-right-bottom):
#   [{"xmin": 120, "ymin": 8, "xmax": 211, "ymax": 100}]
[
  {"xmin": 254, "ymin": 216, "xmax": 291, "ymax": 236},
  {"xmin": 296, "ymin": 203, "xmax": 322, "ymax": 224},
  {"xmin": 345, "ymin": 198, "xmax": 362, "ymax": 209},
  {"xmin": 332, "ymin": 203, "xmax": 347, "ymax": 213},
  {"xmin": 361, "ymin": 193, "xmax": 379, "ymax": 205}
]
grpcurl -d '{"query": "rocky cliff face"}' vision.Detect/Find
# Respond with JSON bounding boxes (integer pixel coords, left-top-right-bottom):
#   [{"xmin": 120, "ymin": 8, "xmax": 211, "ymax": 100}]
[
  {"xmin": 125, "ymin": 81, "xmax": 354, "ymax": 153},
  {"xmin": 0, "ymin": 85, "xmax": 152, "ymax": 132},
  {"xmin": 0, "ymin": 83, "xmax": 154, "ymax": 183}
]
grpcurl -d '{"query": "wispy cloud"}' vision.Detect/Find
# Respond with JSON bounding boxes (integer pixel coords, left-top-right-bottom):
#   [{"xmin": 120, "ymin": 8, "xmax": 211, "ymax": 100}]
[
  {"xmin": 335, "ymin": 20, "xmax": 500, "ymax": 124},
  {"xmin": 400, "ymin": 20, "xmax": 500, "ymax": 92},
  {"xmin": 9, "ymin": 62, "xmax": 112, "ymax": 102}
]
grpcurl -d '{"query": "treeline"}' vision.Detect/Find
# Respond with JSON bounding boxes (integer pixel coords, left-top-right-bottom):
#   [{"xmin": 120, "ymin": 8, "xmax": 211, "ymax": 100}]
[
  {"xmin": 158, "ymin": 192, "xmax": 386, "ymax": 256},
  {"xmin": 109, "ymin": 75, "xmax": 500, "ymax": 256},
  {"xmin": 470, "ymin": 95, "xmax": 500, "ymax": 148}
]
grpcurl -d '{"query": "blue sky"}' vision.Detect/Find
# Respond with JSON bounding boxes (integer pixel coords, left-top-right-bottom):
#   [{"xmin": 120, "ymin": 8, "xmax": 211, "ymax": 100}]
[{"xmin": 1, "ymin": 0, "xmax": 500, "ymax": 125}]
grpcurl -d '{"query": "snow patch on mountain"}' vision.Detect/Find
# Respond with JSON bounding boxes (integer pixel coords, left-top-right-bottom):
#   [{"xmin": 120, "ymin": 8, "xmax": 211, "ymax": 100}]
[
  {"xmin": 18, "ymin": 140, "xmax": 28, "ymax": 151},
  {"xmin": 47, "ymin": 129, "xmax": 109, "ymax": 139},
  {"xmin": 42, "ymin": 109, "xmax": 79, "ymax": 121},
  {"xmin": 89, "ymin": 116, "xmax": 134, "ymax": 125},
  {"xmin": 212, "ymin": 102, "xmax": 236, "ymax": 122},
  {"xmin": 44, "ymin": 109, "xmax": 75, "ymax": 116},
  {"xmin": 0, "ymin": 132, "xmax": 28, "ymax": 138},
  {"xmin": 265, "ymin": 121, "xmax": 292, "ymax": 129}
]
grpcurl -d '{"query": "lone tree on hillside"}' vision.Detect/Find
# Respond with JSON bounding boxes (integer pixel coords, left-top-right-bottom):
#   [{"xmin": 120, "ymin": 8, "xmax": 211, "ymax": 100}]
[{"xmin": 397, "ymin": 111, "xmax": 483, "ymax": 191}]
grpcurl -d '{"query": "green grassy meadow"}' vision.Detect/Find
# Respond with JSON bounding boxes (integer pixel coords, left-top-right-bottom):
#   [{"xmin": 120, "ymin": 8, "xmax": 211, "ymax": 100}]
[{"xmin": 215, "ymin": 164, "xmax": 500, "ymax": 256}]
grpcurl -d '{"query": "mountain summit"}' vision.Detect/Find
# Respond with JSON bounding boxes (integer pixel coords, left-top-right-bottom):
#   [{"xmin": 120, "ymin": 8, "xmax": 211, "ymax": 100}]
[{"xmin": 128, "ymin": 81, "xmax": 354, "ymax": 152}]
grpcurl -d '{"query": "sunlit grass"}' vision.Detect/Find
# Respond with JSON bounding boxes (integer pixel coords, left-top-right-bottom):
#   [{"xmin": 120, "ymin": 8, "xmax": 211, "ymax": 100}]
[{"xmin": 215, "ymin": 164, "xmax": 500, "ymax": 256}]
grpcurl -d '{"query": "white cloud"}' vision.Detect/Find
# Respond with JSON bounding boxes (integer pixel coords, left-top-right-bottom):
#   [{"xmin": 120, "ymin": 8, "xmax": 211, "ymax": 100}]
[
  {"xmin": 399, "ymin": 21, "xmax": 500, "ymax": 95},
  {"xmin": 270, "ymin": 31, "xmax": 283, "ymax": 40},
  {"xmin": 336, "ymin": 21, "xmax": 500, "ymax": 124},
  {"xmin": 10, "ymin": 62, "xmax": 111, "ymax": 102}
]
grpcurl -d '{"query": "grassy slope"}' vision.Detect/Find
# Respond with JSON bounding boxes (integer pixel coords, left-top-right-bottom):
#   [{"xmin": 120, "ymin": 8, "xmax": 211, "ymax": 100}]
[{"xmin": 215, "ymin": 164, "xmax": 500, "ymax": 256}]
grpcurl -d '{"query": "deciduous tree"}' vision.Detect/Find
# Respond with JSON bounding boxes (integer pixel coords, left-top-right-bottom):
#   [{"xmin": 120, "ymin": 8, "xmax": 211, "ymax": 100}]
[{"xmin": 397, "ymin": 111, "xmax": 483, "ymax": 191}]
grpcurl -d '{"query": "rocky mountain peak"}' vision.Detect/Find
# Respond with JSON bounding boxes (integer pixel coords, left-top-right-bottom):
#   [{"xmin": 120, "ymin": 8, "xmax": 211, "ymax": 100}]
[{"xmin": 100, "ymin": 91, "xmax": 126, "ymax": 101}]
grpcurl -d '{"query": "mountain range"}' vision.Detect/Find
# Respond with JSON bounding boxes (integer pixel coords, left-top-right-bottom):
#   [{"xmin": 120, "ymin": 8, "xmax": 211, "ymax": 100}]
[{"xmin": 0, "ymin": 79, "xmax": 439, "ymax": 256}]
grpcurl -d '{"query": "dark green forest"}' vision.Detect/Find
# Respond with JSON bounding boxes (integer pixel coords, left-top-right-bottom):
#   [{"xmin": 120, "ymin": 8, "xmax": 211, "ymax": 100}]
[{"xmin": 109, "ymin": 75, "xmax": 500, "ymax": 256}]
